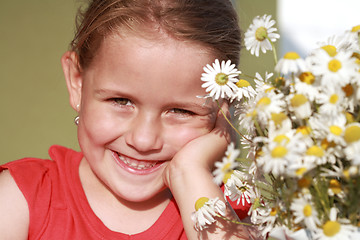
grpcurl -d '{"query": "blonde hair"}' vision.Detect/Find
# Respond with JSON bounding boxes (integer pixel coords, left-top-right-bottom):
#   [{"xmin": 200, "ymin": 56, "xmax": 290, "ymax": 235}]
[{"xmin": 71, "ymin": 0, "xmax": 242, "ymax": 70}]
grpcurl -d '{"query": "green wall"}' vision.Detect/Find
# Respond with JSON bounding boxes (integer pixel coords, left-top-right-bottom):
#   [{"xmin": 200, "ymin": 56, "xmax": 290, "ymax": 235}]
[
  {"xmin": 0, "ymin": 0, "xmax": 277, "ymax": 164},
  {"xmin": 0, "ymin": 1, "xmax": 80, "ymax": 163}
]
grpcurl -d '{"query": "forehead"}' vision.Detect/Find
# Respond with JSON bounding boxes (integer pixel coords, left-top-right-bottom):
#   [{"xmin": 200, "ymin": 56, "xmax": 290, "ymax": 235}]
[{"xmin": 84, "ymin": 33, "xmax": 217, "ymax": 103}]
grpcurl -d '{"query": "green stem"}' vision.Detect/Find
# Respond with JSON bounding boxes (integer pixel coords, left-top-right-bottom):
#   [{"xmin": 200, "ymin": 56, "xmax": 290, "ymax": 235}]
[
  {"xmin": 215, "ymin": 214, "xmax": 254, "ymax": 226},
  {"xmin": 313, "ymin": 178, "xmax": 330, "ymax": 217},
  {"xmin": 253, "ymin": 118, "xmax": 265, "ymax": 137},
  {"xmin": 266, "ymin": 36, "xmax": 278, "ymax": 66},
  {"xmin": 216, "ymin": 100, "xmax": 252, "ymax": 143},
  {"xmin": 355, "ymin": 108, "xmax": 360, "ymax": 122}
]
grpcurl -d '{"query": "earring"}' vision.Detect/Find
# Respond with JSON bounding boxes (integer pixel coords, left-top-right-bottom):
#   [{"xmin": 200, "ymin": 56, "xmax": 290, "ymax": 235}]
[{"xmin": 74, "ymin": 116, "xmax": 80, "ymax": 125}]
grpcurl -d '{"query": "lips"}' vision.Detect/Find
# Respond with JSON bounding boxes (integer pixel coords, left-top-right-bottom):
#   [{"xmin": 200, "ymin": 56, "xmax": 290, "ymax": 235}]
[
  {"xmin": 112, "ymin": 151, "xmax": 165, "ymax": 175},
  {"xmin": 118, "ymin": 154, "xmax": 157, "ymax": 170}
]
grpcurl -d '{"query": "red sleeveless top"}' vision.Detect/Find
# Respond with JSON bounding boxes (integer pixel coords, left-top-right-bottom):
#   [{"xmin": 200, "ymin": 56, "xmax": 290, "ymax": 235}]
[{"xmin": 0, "ymin": 145, "xmax": 249, "ymax": 239}]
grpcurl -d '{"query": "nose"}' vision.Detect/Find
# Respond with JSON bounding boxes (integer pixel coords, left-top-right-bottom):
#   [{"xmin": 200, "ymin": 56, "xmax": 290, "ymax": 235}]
[{"xmin": 125, "ymin": 112, "xmax": 163, "ymax": 153}]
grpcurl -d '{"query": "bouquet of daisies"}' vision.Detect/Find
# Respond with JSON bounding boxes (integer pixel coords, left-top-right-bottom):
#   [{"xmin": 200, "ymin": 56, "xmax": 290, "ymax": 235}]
[{"xmin": 192, "ymin": 14, "xmax": 360, "ymax": 240}]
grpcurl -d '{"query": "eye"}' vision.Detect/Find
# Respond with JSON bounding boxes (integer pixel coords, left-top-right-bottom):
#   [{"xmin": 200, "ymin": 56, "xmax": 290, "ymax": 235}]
[
  {"xmin": 169, "ymin": 108, "xmax": 195, "ymax": 116},
  {"xmin": 112, "ymin": 98, "xmax": 133, "ymax": 106}
]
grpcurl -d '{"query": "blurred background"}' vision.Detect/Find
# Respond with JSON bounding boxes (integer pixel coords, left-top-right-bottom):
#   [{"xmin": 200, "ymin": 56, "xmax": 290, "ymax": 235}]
[{"xmin": 0, "ymin": 0, "xmax": 359, "ymax": 164}]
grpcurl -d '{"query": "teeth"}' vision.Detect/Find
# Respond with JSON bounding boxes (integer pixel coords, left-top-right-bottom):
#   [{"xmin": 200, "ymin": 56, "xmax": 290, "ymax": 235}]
[{"xmin": 118, "ymin": 154, "xmax": 157, "ymax": 170}]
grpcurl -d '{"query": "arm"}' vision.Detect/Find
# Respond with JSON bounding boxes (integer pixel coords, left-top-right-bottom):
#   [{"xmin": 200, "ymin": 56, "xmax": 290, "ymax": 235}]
[
  {"xmin": 163, "ymin": 103, "xmax": 253, "ymax": 240},
  {"xmin": 0, "ymin": 170, "xmax": 29, "ymax": 240}
]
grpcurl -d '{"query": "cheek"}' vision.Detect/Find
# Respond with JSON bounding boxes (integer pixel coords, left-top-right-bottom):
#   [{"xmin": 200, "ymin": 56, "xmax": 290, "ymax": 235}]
[
  {"xmin": 78, "ymin": 107, "xmax": 127, "ymax": 146},
  {"xmin": 163, "ymin": 118, "xmax": 215, "ymax": 150}
]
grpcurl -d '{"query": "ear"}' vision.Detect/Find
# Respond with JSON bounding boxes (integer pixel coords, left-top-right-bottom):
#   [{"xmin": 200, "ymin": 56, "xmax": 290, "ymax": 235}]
[{"xmin": 61, "ymin": 51, "xmax": 83, "ymax": 112}]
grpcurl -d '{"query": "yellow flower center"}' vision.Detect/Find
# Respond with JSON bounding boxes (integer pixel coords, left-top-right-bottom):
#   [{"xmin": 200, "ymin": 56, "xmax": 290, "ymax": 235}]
[
  {"xmin": 222, "ymin": 162, "xmax": 231, "ymax": 172},
  {"xmin": 246, "ymin": 110, "xmax": 257, "ymax": 118},
  {"xmin": 321, "ymin": 45, "xmax": 337, "ymax": 57},
  {"xmin": 345, "ymin": 112, "xmax": 355, "ymax": 123},
  {"xmin": 298, "ymin": 177, "xmax": 311, "ymax": 188},
  {"xmin": 344, "ymin": 125, "xmax": 360, "ymax": 143},
  {"xmin": 257, "ymin": 97, "xmax": 271, "ymax": 106},
  {"xmin": 255, "ymin": 27, "xmax": 268, "ymax": 41},
  {"xmin": 290, "ymin": 94, "xmax": 308, "ymax": 107},
  {"xmin": 265, "ymin": 86, "xmax": 276, "ymax": 93},
  {"xmin": 236, "ymin": 79, "xmax": 250, "ymax": 88},
  {"xmin": 195, "ymin": 197, "xmax": 209, "ymax": 211},
  {"xmin": 329, "ymin": 94, "xmax": 339, "ymax": 104},
  {"xmin": 342, "ymin": 84, "xmax": 354, "ymax": 97},
  {"xmin": 270, "ymin": 208, "xmax": 277, "ymax": 216},
  {"xmin": 328, "ymin": 59, "xmax": 342, "ymax": 72},
  {"xmin": 329, "ymin": 179, "xmax": 341, "ymax": 194},
  {"xmin": 343, "ymin": 169, "xmax": 350, "ymax": 180},
  {"xmin": 351, "ymin": 25, "xmax": 360, "ymax": 32},
  {"xmin": 295, "ymin": 167, "xmax": 307, "ymax": 177},
  {"xmin": 271, "ymin": 112, "xmax": 288, "ymax": 126},
  {"xmin": 274, "ymin": 77, "xmax": 285, "ymax": 86},
  {"xmin": 306, "ymin": 146, "xmax": 324, "ymax": 157},
  {"xmin": 299, "ymin": 72, "xmax": 315, "ymax": 85},
  {"xmin": 283, "ymin": 52, "xmax": 300, "ymax": 60},
  {"xmin": 271, "ymin": 146, "xmax": 288, "ymax": 158},
  {"xmin": 329, "ymin": 125, "xmax": 342, "ymax": 136},
  {"xmin": 215, "ymin": 73, "xmax": 229, "ymax": 86},
  {"xmin": 303, "ymin": 204, "xmax": 312, "ymax": 217},
  {"xmin": 223, "ymin": 170, "xmax": 234, "ymax": 184},
  {"xmin": 273, "ymin": 134, "xmax": 290, "ymax": 145},
  {"xmin": 323, "ymin": 221, "xmax": 341, "ymax": 237},
  {"xmin": 321, "ymin": 139, "xmax": 335, "ymax": 150},
  {"xmin": 296, "ymin": 126, "xmax": 312, "ymax": 136}
]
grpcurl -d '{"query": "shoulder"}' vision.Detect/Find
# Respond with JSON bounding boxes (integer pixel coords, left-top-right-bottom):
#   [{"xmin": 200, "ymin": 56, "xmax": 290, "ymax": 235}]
[{"xmin": 0, "ymin": 170, "xmax": 29, "ymax": 239}]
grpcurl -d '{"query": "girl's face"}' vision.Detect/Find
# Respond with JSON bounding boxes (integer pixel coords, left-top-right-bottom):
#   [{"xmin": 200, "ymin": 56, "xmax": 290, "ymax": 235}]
[{"xmin": 72, "ymin": 33, "xmax": 218, "ymax": 203}]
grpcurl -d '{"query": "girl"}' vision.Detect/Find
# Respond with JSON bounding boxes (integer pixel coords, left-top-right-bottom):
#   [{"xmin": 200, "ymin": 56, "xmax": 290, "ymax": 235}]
[{"xmin": 0, "ymin": 0, "xmax": 254, "ymax": 239}]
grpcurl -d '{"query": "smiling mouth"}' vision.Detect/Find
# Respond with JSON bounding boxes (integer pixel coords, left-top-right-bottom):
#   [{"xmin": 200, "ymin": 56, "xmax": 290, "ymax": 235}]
[
  {"xmin": 112, "ymin": 152, "xmax": 165, "ymax": 172},
  {"xmin": 118, "ymin": 154, "xmax": 157, "ymax": 170}
]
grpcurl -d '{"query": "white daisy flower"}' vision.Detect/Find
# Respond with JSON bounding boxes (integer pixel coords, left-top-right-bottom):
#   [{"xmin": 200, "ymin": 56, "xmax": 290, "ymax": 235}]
[
  {"xmin": 224, "ymin": 170, "xmax": 254, "ymax": 206},
  {"xmin": 235, "ymin": 100, "xmax": 258, "ymax": 136},
  {"xmin": 344, "ymin": 25, "xmax": 360, "ymax": 51},
  {"xmin": 287, "ymin": 157, "xmax": 317, "ymax": 178},
  {"xmin": 256, "ymin": 134, "xmax": 305, "ymax": 176},
  {"xmin": 304, "ymin": 143, "xmax": 329, "ymax": 165},
  {"xmin": 275, "ymin": 52, "xmax": 307, "ymax": 75},
  {"xmin": 231, "ymin": 79, "xmax": 257, "ymax": 101},
  {"xmin": 254, "ymin": 71, "xmax": 274, "ymax": 88},
  {"xmin": 191, "ymin": 197, "xmax": 226, "ymax": 231},
  {"xmin": 201, "ymin": 59, "xmax": 240, "ymax": 100},
  {"xmin": 343, "ymin": 123, "xmax": 360, "ymax": 165},
  {"xmin": 327, "ymin": 178, "xmax": 345, "ymax": 198},
  {"xmin": 244, "ymin": 14, "xmax": 280, "ymax": 57},
  {"xmin": 294, "ymin": 72, "xmax": 321, "ymax": 101},
  {"xmin": 341, "ymin": 83, "xmax": 358, "ymax": 111},
  {"xmin": 313, "ymin": 207, "xmax": 356, "ymax": 240},
  {"xmin": 253, "ymin": 91, "xmax": 286, "ymax": 124},
  {"xmin": 295, "ymin": 125, "xmax": 314, "ymax": 147},
  {"xmin": 268, "ymin": 112, "xmax": 292, "ymax": 134},
  {"xmin": 316, "ymin": 34, "xmax": 359, "ymax": 53},
  {"xmin": 247, "ymin": 187, "xmax": 266, "ymax": 223},
  {"xmin": 290, "ymin": 194, "xmax": 320, "ymax": 230},
  {"xmin": 212, "ymin": 142, "xmax": 240, "ymax": 185},
  {"xmin": 308, "ymin": 48, "xmax": 357, "ymax": 88},
  {"xmin": 310, "ymin": 113, "xmax": 347, "ymax": 146},
  {"xmin": 254, "ymin": 206, "xmax": 279, "ymax": 238},
  {"xmin": 287, "ymin": 93, "xmax": 312, "ymax": 119},
  {"xmin": 317, "ymin": 87, "xmax": 346, "ymax": 117}
]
